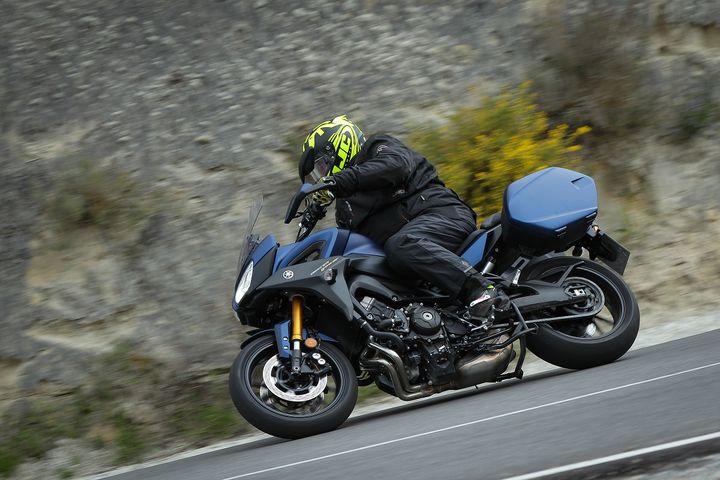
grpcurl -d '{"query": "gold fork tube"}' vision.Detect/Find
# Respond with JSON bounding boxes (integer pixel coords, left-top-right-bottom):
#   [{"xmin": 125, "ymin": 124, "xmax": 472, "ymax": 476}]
[{"xmin": 291, "ymin": 296, "xmax": 303, "ymax": 341}]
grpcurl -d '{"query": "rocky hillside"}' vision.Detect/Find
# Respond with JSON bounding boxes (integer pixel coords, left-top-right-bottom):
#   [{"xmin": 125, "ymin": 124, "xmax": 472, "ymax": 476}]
[{"xmin": 1, "ymin": 0, "xmax": 719, "ymax": 477}]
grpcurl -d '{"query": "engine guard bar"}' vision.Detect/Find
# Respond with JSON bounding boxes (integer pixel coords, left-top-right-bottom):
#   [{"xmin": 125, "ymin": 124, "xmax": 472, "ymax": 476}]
[
  {"xmin": 479, "ymin": 303, "xmax": 533, "ymax": 381},
  {"xmin": 474, "ymin": 303, "xmax": 536, "ymax": 349},
  {"xmin": 459, "ymin": 303, "xmax": 533, "ymax": 381}
]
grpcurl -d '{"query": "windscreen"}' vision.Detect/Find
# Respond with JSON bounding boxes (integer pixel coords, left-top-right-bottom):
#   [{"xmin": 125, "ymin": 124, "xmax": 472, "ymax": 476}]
[{"xmin": 236, "ymin": 197, "xmax": 264, "ymax": 275}]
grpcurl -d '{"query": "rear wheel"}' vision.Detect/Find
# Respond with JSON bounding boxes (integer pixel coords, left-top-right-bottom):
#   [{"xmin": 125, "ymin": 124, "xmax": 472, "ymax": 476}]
[
  {"xmin": 229, "ymin": 335, "xmax": 357, "ymax": 439},
  {"xmin": 522, "ymin": 256, "xmax": 640, "ymax": 369}
]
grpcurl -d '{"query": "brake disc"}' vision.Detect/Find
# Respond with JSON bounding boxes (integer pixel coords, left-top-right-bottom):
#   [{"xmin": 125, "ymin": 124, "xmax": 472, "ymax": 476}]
[{"xmin": 262, "ymin": 355, "xmax": 327, "ymax": 403}]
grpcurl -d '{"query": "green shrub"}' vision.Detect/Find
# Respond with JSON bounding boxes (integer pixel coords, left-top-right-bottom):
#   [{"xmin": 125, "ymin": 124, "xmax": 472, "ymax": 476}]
[
  {"xmin": 113, "ymin": 414, "xmax": 145, "ymax": 465},
  {"xmin": 57, "ymin": 467, "xmax": 75, "ymax": 479},
  {"xmin": 672, "ymin": 101, "xmax": 719, "ymax": 142},
  {"xmin": 173, "ymin": 403, "xmax": 247, "ymax": 442},
  {"xmin": 44, "ymin": 159, "xmax": 151, "ymax": 233},
  {"xmin": 0, "ymin": 343, "xmax": 252, "ymax": 476},
  {"xmin": 0, "ymin": 446, "xmax": 21, "ymax": 478},
  {"xmin": 356, "ymin": 384, "xmax": 385, "ymax": 404},
  {"xmin": 408, "ymin": 82, "xmax": 588, "ymax": 219},
  {"xmin": 0, "ymin": 401, "xmax": 82, "ymax": 477},
  {"xmin": 170, "ymin": 377, "xmax": 249, "ymax": 442}
]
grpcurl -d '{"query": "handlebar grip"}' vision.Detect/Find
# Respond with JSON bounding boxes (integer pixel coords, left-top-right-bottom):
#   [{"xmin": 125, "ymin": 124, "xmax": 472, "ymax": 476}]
[{"xmin": 301, "ymin": 202, "xmax": 327, "ymax": 227}]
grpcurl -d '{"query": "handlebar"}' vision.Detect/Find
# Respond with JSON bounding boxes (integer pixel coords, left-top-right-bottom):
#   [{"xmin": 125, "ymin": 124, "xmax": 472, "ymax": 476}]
[
  {"xmin": 296, "ymin": 201, "xmax": 328, "ymax": 241},
  {"xmin": 284, "ymin": 181, "xmax": 334, "ymax": 224}
]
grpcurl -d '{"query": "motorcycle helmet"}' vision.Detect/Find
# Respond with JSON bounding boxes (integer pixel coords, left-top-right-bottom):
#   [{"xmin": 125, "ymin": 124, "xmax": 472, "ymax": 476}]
[{"xmin": 298, "ymin": 115, "xmax": 365, "ymax": 183}]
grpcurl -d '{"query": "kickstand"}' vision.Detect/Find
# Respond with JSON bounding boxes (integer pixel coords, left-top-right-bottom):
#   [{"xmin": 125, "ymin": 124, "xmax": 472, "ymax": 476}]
[
  {"xmin": 495, "ymin": 303, "xmax": 531, "ymax": 381},
  {"xmin": 495, "ymin": 334, "xmax": 526, "ymax": 381}
]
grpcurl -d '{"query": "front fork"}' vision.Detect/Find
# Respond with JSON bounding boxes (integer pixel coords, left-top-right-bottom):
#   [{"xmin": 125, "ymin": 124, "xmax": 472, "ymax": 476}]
[
  {"xmin": 277, "ymin": 296, "xmax": 332, "ymax": 374},
  {"xmin": 290, "ymin": 295, "xmax": 304, "ymax": 373}
]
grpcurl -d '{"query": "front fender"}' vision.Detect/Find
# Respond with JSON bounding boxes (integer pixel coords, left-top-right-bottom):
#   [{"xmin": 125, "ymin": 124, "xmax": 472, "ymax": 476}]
[
  {"xmin": 241, "ymin": 320, "xmax": 338, "ymax": 358},
  {"xmin": 240, "ymin": 329, "xmax": 271, "ymax": 350}
]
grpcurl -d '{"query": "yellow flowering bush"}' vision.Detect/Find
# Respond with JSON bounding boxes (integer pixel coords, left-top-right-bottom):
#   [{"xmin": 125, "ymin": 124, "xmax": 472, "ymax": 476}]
[{"xmin": 408, "ymin": 82, "xmax": 589, "ymax": 220}]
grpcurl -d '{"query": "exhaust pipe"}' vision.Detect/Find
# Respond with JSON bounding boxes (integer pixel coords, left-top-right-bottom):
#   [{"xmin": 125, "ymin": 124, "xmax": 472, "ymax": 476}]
[
  {"xmin": 450, "ymin": 343, "xmax": 514, "ymax": 390},
  {"xmin": 359, "ymin": 342, "xmax": 436, "ymax": 400},
  {"xmin": 360, "ymin": 338, "xmax": 514, "ymax": 400}
]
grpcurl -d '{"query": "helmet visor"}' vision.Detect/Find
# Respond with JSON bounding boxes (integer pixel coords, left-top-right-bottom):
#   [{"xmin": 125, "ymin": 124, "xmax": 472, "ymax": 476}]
[{"xmin": 309, "ymin": 153, "xmax": 334, "ymax": 183}]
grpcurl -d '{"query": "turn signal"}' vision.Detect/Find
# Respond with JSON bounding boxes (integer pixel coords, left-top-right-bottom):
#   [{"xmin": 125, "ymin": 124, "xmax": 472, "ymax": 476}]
[{"xmin": 304, "ymin": 337, "xmax": 318, "ymax": 349}]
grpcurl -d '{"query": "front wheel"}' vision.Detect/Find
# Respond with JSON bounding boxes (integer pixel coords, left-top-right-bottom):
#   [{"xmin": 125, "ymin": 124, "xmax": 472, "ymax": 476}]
[
  {"xmin": 522, "ymin": 256, "xmax": 640, "ymax": 369},
  {"xmin": 229, "ymin": 335, "xmax": 357, "ymax": 439}
]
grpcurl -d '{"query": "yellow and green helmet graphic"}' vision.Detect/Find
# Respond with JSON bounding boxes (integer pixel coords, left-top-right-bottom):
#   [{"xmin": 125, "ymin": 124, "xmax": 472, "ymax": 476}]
[{"xmin": 299, "ymin": 115, "xmax": 365, "ymax": 181}]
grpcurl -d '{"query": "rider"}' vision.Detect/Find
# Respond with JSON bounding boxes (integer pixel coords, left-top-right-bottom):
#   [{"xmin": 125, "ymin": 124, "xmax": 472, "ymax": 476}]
[{"xmin": 297, "ymin": 115, "xmax": 509, "ymax": 324}]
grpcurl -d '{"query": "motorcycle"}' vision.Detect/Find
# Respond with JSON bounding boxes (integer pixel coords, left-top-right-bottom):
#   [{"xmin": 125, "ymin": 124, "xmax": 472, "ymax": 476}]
[{"xmin": 228, "ymin": 167, "xmax": 639, "ymax": 439}]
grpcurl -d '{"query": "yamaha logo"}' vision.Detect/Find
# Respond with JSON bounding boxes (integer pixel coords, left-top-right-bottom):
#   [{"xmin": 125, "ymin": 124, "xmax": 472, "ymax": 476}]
[{"xmin": 282, "ymin": 270, "xmax": 294, "ymax": 280}]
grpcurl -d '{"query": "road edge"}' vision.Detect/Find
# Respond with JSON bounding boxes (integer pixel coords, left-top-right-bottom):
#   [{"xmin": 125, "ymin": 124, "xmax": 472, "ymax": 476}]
[{"xmin": 503, "ymin": 431, "xmax": 720, "ymax": 480}]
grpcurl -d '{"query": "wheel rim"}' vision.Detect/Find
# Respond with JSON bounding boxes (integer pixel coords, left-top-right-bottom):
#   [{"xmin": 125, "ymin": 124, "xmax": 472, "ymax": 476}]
[
  {"xmin": 530, "ymin": 265, "xmax": 626, "ymax": 340},
  {"xmin": 246, "ymin": 344, "xmax": 343, "ymax": 417}
]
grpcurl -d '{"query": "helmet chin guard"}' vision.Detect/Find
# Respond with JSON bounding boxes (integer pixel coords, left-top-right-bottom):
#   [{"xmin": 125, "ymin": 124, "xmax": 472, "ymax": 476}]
[{"xmin": 299, "ymin": 115, "xmax": 365, "ymax": 182}]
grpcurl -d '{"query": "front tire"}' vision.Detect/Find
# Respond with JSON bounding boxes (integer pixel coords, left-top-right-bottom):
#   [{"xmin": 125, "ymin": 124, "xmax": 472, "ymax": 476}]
[
  {"xmin": 522, "ymin": 256, "xmax": 640, "ymax": 369},
  {"xmin": 229, "ymin": 335, "xmax": 357, "ymax": 439}
]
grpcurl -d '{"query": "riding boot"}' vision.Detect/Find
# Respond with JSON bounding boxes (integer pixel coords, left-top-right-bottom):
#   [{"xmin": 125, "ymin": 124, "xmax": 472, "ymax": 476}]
[{"xmin": 461, "ymin": 273, "xmax": 509, "ymax": 328}]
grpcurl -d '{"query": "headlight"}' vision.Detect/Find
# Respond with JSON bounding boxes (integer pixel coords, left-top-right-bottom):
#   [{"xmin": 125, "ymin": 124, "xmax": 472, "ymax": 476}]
[{"xmin": 234, "ymin": 261, "xmax": 254, "ymax": 304}]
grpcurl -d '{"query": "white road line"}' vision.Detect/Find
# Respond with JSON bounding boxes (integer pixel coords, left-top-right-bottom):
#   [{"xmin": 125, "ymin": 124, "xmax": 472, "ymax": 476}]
[
  {"xmin": 503, "ymin": 431, "xmax": 720, "ymax": 480},
  {"xmin": 222, "ymin": 361, "xmax": 720, "ymax": 480}
]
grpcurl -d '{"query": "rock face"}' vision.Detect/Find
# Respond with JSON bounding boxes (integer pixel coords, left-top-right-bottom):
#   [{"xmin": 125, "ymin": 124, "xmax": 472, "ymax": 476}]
[
  {"xmin": 1, "ymin": 0, "xmax": 531, "ymax": 406},
  {"xmin": 1, "ymin": 0, "xmax": 719, "ymax": 469}
]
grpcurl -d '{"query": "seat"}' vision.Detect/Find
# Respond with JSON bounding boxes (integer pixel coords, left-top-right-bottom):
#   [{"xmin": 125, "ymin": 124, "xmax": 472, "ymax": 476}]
[
  {"xmin": 456, "ymin": 229, "xmax": 484, "ymax": 254},
  {"xmin": 455, "ymin": 212, "xmax": 501, "ymax": 254},
  {"xmin": 479, "ymin": 212, "xmax": 502, "ymax": 230}
]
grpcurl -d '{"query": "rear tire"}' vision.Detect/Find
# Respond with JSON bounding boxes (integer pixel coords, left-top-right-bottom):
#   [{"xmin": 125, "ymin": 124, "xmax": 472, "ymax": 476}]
[
  {"xmin": 229, "ymin": 335, "xmax": 357, "ymax": 439},
  {"xmin": 522, "ymin": 257, "xmax": 640, "ymax": 369}
]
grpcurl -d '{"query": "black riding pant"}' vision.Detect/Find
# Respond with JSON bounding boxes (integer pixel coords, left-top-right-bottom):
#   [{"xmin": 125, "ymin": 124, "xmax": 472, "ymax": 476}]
[{"xmin": 383, "ymin": 208, "xmax": 479, "ymax": 299}]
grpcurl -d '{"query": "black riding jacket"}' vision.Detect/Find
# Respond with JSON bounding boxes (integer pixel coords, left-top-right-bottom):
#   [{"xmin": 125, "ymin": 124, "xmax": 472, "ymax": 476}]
[{"xmin": 332, "ymin": 134, "xmax": 476, "ymax": 244}]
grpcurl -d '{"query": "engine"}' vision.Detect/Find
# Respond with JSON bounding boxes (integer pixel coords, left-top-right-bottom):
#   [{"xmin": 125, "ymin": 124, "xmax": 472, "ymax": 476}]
[{"xmin": 360, "ymin": 297, "xmax": 469, "ymax": 386}]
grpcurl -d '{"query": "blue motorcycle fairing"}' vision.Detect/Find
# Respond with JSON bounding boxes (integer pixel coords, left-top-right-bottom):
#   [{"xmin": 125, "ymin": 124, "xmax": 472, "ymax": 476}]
[
  {"xmin": 232, "ymin": 234, "xmax": 278, "ymax": 312},
  {"xmin": 275, "ymin": 228, "xmax": 350, "ymax": 270},
  {"xmin": 260, "ymin": 255, "xmax": 355, "ymax": 321},
  {"xmin": 344, "ymin": 232, "xmax": 385, "ymax": 257},
  {"xmin": 249, "ymin": 234, "xmax": 277, "ymax": 266},
  {"xmin": 459, "ymin": 231, "xmax": 488, "ymax": 267}
]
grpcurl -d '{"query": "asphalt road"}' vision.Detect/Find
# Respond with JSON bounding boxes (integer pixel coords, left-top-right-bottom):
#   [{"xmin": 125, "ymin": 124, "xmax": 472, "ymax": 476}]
[{"xmin": 102, "ymin": 330, "xmax": 720, "ymax": 480}]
